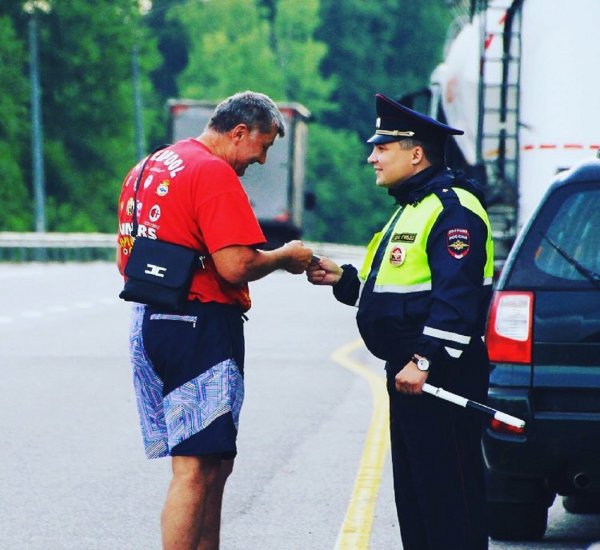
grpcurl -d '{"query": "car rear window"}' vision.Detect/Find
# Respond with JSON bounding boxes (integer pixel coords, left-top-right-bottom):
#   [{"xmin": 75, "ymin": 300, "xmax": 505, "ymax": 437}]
[{"xmin": 506, "ymin": 182, "xmax": 600, "ymax": 289}]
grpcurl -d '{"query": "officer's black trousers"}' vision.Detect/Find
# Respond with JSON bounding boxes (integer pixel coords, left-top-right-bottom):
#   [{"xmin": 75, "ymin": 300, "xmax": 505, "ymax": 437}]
[{"xmin": 385, "ymin": 343, "xmax": 489, "ymax": 550}]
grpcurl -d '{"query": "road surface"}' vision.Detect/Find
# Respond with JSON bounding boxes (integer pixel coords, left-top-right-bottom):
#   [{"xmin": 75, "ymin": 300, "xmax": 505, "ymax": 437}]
[{"xmin": 1, "ymin": 256, "xmax": 599, "ymax": 549}]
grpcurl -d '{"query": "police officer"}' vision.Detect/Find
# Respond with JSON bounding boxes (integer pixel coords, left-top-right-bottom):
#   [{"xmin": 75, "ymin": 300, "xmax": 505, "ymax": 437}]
[{"xmin": 307, "ymin": 94, "xmax": 493, "ymax": 549}]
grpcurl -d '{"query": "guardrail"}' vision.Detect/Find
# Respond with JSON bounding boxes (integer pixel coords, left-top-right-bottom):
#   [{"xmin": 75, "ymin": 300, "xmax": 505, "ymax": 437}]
[
  {"xmin": 0, "ymin": 232, "xmax": 116, "ymax": 262},
  {"xmin": 0, "ymin": 233, "xmax": 365, "ymax": 263}
]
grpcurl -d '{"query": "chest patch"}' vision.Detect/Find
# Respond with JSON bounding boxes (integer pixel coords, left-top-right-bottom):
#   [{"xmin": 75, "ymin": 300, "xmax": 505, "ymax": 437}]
[
  {"xmin": 391, "ymin": 232, "xmax": 417, "ymax": 243},
  {"xmin": 126, "ymin": 197, "xmax": 135, "ymax": 216},
  {"xmin": 156, "ymin": 180, "xmax": 171, "ymax": 197},
  {"xmin": 389, "ymin": 246, "xmax": 406, "ymax": 267},
  {"xmin": 447, "ymin": 228, "xmax": 470, "ymax": 259}
]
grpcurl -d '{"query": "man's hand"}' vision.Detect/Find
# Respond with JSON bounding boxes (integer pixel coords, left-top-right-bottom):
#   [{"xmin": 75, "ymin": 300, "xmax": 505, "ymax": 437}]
[
  {"xmin": 395, "ymin": 360, "xmax": 429, "ymax": 394},
  {"xmin": 280, "ymin": 240, "xmax": 314, "ymax": 274},
  {"xmin": 306, "ymin": 256, "xmax": 344, "ymax": 286}
]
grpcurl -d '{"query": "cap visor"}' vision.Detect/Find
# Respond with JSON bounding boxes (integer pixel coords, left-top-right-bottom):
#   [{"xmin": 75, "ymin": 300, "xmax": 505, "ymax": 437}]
[{"xmin": 366, "ymin": 133, "xmax": 403, "ymax": 144}]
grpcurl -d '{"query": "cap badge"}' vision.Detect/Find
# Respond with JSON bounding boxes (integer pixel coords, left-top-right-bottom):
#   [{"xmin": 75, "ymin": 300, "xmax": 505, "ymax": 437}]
[{"xmin": 375, "ymin": 129, "xmax": 415, "ymax": 138}]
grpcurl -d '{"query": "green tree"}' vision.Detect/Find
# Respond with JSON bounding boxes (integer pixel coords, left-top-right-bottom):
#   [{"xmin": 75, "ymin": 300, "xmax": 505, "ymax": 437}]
[
  {"xmin": 0, "ymin": 0, "xmax": 453, "ymax": 240},
  {"xmin": 318, "ymin": 0, "xmax": 452, "ymax": 140},
  {"xmin": 173, "ymin": 0, "xmax": 286, "ymax": 101},
  {"xmin": 39, "ymin": 0, "xmax": 161, "ymax": 231},
  {"xmin": 305, "ymin": 124, "xmax": 392, "ymax": 244},
  {"xmin": 0, "ymin": 15, "xmax": 31, "ymax": 230},
  {"xmin": 0, "ymin": 0, "xmax": 163, "ymax": 232},
  {"xmin": 272, "ymin": 0, "xmax": 335, "ymax": 114},
  {"xmin": 146, "ymin": 0, "xmax": 189, "ymax": 103},
  {"xmin": 304, "ymin": 0, "xmax": 452, "ymax": 244},
  {"xmin": 143, "ymin": 0, "xmax": 191, "ymax": 147}
]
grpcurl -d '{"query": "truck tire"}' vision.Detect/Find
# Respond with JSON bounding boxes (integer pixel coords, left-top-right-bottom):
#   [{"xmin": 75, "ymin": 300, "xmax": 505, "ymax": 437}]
[{"xmin": 488, "ymin": 501, "xmax": 548, "ymax": 541}]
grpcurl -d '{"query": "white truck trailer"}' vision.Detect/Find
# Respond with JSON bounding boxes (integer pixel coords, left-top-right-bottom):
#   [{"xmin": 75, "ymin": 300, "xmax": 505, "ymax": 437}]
[
  {"xmin": 167, "ymin": 99, "xmax": 313, "ymax": 248},
  {"xmin": 407, "ymin": 0, "xmax": 600, "ymax": 263}
]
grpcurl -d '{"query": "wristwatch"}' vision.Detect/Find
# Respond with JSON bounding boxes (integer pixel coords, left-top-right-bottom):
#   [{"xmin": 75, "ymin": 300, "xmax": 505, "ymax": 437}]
[{"xmin": 411, "ymin": 355, "xmax": 430, "ymax": 372}]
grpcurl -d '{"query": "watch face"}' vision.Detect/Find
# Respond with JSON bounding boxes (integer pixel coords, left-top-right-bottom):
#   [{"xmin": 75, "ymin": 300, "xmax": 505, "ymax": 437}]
[{"xmin": 417, "ymin": 358, "xmax": 429, "ymax": 371}]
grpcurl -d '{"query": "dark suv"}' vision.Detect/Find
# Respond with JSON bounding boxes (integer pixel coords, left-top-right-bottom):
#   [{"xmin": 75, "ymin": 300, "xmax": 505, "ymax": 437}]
[{"xmin": 483, "ymin": 157, "xmax": 600, "ymax": 541}]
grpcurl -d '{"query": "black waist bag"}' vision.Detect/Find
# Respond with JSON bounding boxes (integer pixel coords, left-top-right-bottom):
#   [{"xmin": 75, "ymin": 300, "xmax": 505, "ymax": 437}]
[
  {"xmin": 118, "ymin": 144, "xmax": 200, "ymax": 312},
  {"xmin": 119, "ymin": 237, "xmax": 199, "ymax": 312}
]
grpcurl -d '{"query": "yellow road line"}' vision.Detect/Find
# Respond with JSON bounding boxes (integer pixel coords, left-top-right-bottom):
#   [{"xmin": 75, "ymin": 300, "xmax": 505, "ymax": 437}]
[{"xmin": 331, "ymin": 338, "xmax": 389, "ymax": 550}]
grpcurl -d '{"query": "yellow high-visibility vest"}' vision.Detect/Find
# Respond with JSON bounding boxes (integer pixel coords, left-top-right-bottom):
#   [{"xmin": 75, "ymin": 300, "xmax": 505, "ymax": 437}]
[{"xmin": 359, "ymin": 188, "xmax": 494, "ymax": 294}]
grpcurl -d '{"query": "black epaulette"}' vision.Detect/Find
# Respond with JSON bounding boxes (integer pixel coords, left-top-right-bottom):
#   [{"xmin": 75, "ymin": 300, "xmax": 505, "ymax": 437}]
[{"xmin": 432, "ymin": 186, "xmax": 460, "ymax": 207}]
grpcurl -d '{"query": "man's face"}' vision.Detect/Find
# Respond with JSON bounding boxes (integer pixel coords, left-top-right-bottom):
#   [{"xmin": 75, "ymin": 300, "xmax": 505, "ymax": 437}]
[
  {"xmin": 232, "ymin": 125, "xmax": 279, "ymax": 176},
  {"xmin": 367, "ymin": 142, "xmax": 417, "ymax": 189}
]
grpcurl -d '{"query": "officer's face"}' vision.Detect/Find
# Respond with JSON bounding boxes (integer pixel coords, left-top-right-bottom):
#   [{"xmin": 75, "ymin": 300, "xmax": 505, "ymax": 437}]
[{"xmin": 367, "ymin": 142, "xmax": 419, "ymax": 188}]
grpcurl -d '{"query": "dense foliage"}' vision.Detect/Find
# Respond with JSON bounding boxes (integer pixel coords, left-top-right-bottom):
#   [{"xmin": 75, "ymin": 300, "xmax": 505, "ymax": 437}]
[{"xmin": 0, "ymin": 0, "xmax": 451, "ymax": 243}]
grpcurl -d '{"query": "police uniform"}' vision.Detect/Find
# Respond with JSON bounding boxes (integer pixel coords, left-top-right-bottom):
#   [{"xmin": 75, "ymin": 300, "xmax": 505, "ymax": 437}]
[{"xmin": 333, "ymin": 95, "xmax": 493, "ymax": 549}]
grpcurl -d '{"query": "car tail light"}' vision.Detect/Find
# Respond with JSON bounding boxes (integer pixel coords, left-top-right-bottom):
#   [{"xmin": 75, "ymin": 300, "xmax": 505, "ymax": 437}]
[
  {"xmin": 490, "ymin": 418, "xmax": 526, "ymax": 436},
  {"xmin": 486, "ymin": 291, "xmax": 533, "ymax": 364}
]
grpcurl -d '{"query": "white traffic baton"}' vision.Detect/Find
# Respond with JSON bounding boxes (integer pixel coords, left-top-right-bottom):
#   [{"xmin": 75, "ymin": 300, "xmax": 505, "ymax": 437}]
[{"xmin": 422, "ymin": 383, "xmax": 526, "ymax": 430}]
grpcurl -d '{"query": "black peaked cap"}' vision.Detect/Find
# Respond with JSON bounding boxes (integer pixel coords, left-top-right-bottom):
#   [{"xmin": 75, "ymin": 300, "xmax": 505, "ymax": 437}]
[{"xmin": 367, "ymin": 93, "xmax": 464, "ymax": 144}]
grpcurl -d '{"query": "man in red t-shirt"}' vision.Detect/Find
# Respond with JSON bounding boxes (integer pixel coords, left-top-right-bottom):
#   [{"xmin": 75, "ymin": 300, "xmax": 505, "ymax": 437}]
[{"xmin": 117, "ymin": 91, "xmax": 312, "ymax": 549}]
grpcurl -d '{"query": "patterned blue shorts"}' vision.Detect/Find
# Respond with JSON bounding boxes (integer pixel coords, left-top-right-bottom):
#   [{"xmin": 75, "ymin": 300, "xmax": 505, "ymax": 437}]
[{"xmin": 128, "ymin": 302, "xmax": 245, "ymax": 459}]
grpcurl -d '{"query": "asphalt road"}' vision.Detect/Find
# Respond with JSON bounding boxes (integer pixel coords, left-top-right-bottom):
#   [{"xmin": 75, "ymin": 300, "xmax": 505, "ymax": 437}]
[{"xmin": 1, "ymin": 256, "xmax": 599, "ymax": 549}]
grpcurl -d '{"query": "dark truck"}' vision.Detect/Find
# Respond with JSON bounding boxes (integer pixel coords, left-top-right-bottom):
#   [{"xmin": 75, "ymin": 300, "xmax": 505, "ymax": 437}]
[{"xmin": 167, "ymin": 99, "xmax": 313, "ymax": 248}]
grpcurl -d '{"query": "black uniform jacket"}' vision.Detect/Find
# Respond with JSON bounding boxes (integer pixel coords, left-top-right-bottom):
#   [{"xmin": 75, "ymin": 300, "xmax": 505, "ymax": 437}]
[{"xmin": 333, "ymin": 166, "xmax": 493, "ymax": 370}]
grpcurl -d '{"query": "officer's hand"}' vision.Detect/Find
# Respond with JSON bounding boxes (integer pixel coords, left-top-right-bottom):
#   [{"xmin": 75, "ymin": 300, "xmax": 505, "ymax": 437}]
[
  {"xmin": 306, "ymin": 256, "xmax": 343, "ymax": 286},
  {"xmin": 280, "ymin": 240, "xmax": 313, "ymax": 274},
  {"xmin": 395, "ymin": 361, "xmax": 429, "ymax": 394}
]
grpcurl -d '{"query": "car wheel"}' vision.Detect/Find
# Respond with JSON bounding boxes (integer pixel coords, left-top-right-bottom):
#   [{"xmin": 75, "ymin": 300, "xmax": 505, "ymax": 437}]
[
  {"xmin": 563, "ymin": 495, "xmax": 600, "ymax": 514},
  {"xmin": 488, "ymin": 501, "xmax": 548, "ymax": 541}
]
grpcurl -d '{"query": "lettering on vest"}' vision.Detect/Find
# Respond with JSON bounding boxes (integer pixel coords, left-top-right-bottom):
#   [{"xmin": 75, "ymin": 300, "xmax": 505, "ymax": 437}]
[{"xmin": 391, "ymin": 232, "xmax": 417, "ymax": 243}]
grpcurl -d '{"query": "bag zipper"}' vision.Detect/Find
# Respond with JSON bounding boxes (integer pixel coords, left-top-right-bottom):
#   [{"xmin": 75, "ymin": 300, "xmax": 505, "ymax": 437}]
[{"xmin": 149, "ymin": 314, "xmax": 198, "ymax": 327}]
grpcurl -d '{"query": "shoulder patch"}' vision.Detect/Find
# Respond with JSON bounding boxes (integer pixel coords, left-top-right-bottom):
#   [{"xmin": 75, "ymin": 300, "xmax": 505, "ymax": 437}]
[{"xmin": 447, "ymin": 228, "xmax": 470, "ymax": 259}]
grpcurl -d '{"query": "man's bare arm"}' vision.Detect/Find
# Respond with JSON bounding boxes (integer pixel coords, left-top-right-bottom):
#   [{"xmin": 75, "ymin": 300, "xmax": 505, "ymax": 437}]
[{"xmin": 212, "ymin": 240, "xmax": 313, "ymax": 285}]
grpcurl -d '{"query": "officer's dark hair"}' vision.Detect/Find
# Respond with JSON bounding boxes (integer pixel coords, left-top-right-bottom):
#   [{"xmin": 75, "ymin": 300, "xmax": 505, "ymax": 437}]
[
  {"xmin": 208, "ymin": 91, "xmax": 286, "ymax": 137},
  {"xmin": 398, "ymin": 138, "xmax": 445, "ymax": 167}
]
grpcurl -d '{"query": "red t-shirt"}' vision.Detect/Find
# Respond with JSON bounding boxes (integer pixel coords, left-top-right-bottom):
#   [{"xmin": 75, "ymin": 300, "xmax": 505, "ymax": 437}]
[{"xmin": 117, "ymin": 139, "xmax": 266, "ymax": 311}]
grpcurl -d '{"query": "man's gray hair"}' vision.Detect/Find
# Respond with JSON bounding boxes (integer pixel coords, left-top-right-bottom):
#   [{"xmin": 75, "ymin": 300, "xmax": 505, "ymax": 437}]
[{"xmin": 208, "ymin": 91, "xmax": 286, "ymax": 137}]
